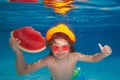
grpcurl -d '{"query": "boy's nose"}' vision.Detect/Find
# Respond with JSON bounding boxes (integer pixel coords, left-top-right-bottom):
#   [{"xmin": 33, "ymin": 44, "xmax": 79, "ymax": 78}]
[{"xmin": 58, "ymin": 47, "xmax": 63, "ymax": 52}]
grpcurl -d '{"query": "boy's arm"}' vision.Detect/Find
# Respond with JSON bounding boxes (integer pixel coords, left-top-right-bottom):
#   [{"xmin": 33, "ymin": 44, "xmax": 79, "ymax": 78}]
[
  {"xmin": 15, "ymin": 52, "xmax": 47, "ymax": 75},
  {"xmin": 76, "ymin": 44, "xmax": 112, "ymax": 62},
  {"xmin": 10, "ymin": 38, "xmax": 47, "ymax": 75}
]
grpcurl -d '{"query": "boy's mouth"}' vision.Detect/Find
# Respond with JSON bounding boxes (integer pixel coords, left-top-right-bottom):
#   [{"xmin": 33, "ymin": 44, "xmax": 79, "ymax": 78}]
[{"xmin": 58, "ymin": 54, "xmax": 64, "ymax": 56}]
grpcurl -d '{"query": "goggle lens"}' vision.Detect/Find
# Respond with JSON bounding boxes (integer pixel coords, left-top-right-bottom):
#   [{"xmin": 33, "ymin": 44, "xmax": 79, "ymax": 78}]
[{"xmin": 51, "ymin": 45, "xmax": 69, "ymax": 52}]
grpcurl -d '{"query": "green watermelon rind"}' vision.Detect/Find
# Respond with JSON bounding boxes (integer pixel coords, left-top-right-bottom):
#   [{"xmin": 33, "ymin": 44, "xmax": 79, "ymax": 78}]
[{"xmin": 11, "ymin": 30, "xmax": 46, "ymax": 53}]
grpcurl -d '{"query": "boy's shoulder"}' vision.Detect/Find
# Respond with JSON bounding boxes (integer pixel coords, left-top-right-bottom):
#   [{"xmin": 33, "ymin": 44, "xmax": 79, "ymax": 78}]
[
  {"xmin": 70, "ymin": 52, "xmax": 83, "ymax": 60},
  {"xmin": 70, "ymin": 52, "xmax": 82, "ymax": 56},
  {"xmin": 43, "ymin": 55, "xmax": 55, "ymax": 62}
]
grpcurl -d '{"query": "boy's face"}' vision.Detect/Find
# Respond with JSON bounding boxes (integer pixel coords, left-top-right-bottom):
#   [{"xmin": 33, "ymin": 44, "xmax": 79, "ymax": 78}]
[{"xmin": 51, "ymin": 38, "xmax": 70, "ymax": 60}]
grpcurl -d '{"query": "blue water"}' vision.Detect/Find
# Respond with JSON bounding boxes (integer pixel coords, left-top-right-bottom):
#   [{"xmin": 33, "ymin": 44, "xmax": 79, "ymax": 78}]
[{"xmin": 0, "ymin": 0, "xmax": 120, "ymax": 80}]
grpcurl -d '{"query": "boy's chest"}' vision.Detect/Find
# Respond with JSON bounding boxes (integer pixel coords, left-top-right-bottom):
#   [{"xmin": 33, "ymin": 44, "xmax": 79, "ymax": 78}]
[{"xmin": 48, "ymin": 58, "xmax": 76, "ymax": 74}]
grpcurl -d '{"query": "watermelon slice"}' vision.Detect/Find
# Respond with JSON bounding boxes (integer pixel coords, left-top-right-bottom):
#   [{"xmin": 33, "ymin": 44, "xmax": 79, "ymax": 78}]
[{"xmin": 11, "ymin": 26, "xmax": 46, "ymax": 53}]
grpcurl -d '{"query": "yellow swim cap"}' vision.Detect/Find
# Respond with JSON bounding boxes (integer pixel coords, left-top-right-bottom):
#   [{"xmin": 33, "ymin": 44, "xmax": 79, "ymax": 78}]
[{"xmin": 46, "ymin": 23, "xmax": 76, "ymax": 42}]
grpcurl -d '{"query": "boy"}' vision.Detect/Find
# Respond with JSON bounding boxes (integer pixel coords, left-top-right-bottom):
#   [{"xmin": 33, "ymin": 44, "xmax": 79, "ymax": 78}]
[{"xmin": 9, "ymin": 23, "xmax": 112, "ymax": 80}]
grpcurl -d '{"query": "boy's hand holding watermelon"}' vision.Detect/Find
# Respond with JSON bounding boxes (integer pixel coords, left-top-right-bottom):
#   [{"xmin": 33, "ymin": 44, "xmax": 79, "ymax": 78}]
[{"xmin": 9, "ymin": 38, "xmax": 22, "ymax": 54}]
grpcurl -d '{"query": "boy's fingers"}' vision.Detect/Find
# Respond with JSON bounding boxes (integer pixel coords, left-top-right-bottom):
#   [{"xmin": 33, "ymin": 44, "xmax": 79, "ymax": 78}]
[
  {"xmin": 18, "ymin": 40, "xmax": 21, "ymax": 44},
  {"xmin": 15, "ymin": 38, "xmax": 19, "ymax": 41}
]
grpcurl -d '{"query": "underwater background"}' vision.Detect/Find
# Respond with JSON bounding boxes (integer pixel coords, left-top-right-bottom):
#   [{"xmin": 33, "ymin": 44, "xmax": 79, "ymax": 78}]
[{"xmin": 0, "ymin": 0, "xmax": 120, "ymax": 80}]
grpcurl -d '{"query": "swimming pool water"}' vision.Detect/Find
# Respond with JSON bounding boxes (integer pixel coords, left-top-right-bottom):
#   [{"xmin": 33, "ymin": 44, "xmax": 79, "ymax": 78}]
[{"xmin": 0, "ymin": 0, "xmax": 120, "ymax": 80}]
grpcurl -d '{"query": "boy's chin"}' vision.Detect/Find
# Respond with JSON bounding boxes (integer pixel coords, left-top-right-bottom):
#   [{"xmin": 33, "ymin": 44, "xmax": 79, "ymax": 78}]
[{"xmin": 55, "ymin": 55, "xmax": 69, "ymax": 61}]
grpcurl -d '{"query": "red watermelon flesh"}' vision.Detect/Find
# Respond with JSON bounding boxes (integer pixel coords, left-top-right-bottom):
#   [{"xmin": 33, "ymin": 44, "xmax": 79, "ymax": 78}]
[{"xmin": 11, "ymin": 26, "xmax": 46, "ymax": 53}]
